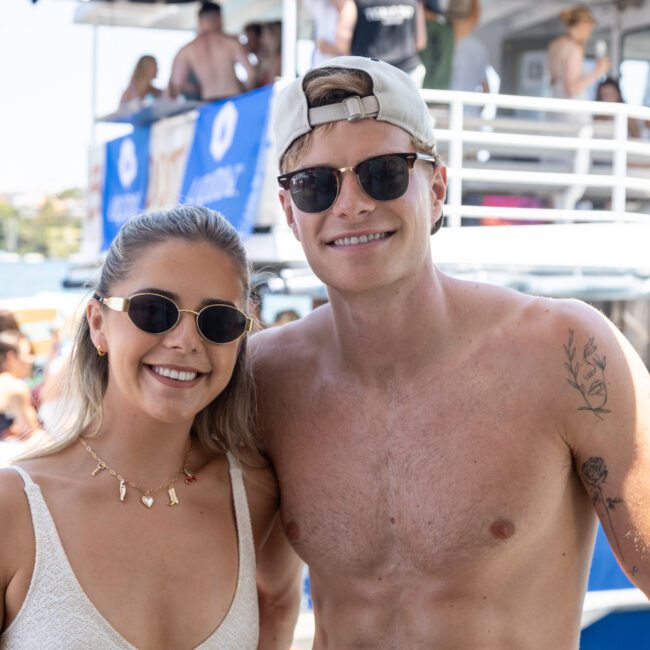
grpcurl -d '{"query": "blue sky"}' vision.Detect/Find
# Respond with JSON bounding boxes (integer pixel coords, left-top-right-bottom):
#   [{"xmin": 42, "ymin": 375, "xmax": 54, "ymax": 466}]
[{"xmin": 0, "ymin": 1, "xmax": 190, "ymax": 194}]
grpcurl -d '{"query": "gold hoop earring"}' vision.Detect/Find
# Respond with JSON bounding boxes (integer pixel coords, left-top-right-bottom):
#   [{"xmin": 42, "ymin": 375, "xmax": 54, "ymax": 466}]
[{"xmin": 97, "ymin": 345, "xmax": 106, "ymax": 357}]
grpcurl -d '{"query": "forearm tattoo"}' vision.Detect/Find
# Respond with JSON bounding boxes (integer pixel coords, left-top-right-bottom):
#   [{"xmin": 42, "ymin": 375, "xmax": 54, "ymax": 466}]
[
  {"xmin": 582, "ymin": 457, "xmax": 638, "ymax": 576},
  {"xmin": 564, "ymin": 330, "xmax": 611, "ymax": 420}
]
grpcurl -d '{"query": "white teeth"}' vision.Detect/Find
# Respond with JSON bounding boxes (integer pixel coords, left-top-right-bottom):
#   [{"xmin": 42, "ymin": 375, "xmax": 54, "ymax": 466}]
[
  {"xmin": 332, "ymin": 232, "xmax": 389, "ymax": 247},
  {"xmin": 152, "ymin": 366, "xmax": 198, "ymax": 382}
]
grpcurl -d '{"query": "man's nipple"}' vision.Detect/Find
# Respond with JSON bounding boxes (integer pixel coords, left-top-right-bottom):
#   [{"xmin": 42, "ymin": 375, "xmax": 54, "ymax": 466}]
[{"xmin": 490, "ymin": 519, "xmax": 515, "ymax": 540}]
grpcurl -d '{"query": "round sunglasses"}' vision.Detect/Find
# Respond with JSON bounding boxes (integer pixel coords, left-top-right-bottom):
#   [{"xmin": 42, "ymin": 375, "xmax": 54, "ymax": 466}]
[
  {"xmin": 95, "ymin": 292, "xmax": 253, "ymax": 344},
  {"xmin": 277, "ymin": 152, "xmax": 437, "ymax": 214}
]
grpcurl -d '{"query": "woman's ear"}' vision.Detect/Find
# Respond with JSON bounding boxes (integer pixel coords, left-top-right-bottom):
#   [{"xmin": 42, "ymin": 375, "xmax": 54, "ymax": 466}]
[{"xmin": 87, "ymin": 298, "xmax": 108, "ymax": 354}]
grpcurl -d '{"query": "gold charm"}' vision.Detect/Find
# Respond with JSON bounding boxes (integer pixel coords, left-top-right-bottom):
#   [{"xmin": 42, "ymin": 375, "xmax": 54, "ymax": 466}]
[
  {"xmin": 167, "ymin": 486, "xmax": 179, "ymax": 506},
  {"xmin": 119, "ymin": 479, "xmax": 126, "ymax": 502},
  {"xmin": 183, "ymin": 468, "xmax": 197, "ymax": 484},
  {"xmin": 91, "ymin": 463, "xmax": 106, "ymax": 477},
  {"xmin": 141, "ymin": 494, "xmax": 154, "ymax": 508}
]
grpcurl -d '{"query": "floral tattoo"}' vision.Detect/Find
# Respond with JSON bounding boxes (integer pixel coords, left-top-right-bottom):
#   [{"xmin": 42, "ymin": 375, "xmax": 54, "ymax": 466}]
[
  {"xmin": 564, "ymin": 330, "xmax": 611, "ymax": 420},
  {"xmin": 582, "ymin": 457, "xmax": 637, "ymax": 575}
]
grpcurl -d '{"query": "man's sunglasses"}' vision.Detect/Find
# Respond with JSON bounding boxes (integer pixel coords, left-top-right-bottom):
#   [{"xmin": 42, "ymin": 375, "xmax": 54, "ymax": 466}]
[
  {"xmin": 94, "ymin": 292, "xmax": 253, "ymax": 344},
  {"xmin": 277, "ymin": 152, "xmax": 437, "ymax": 214}
]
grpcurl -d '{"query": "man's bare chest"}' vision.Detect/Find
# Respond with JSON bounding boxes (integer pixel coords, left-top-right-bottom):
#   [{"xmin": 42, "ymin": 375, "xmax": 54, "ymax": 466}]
[{"xmin": 269, "ymin": 370, "xmax": 573, "ymax": 575}]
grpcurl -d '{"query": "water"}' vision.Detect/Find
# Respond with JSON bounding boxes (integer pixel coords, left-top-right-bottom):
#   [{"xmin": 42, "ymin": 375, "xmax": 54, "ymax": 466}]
[{"xmin": 0, "ymin": 259, "xmax": 73, "ymax": 299}]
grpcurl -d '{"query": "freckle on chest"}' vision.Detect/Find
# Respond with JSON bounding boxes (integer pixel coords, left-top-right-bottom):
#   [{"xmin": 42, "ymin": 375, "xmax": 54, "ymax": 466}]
[{"xmin": 490, "ymin": 519, "xmax": 515, "ymax": 540}]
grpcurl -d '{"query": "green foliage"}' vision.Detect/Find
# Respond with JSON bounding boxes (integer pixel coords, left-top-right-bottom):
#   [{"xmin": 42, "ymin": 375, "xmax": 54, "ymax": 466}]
[{"xmin": 0, "ymin": 192, "xmax": 83, "ymax": 258}]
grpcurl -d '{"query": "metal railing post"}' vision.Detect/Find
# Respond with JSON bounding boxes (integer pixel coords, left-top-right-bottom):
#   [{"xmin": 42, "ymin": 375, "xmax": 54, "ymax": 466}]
[
  {"xmin": 447, "ymin": 98, "xmax": 464, "ymax": 227},
  {"xmin": 612, "ymin": 111, "xmax": 628, "ymax": 218}
]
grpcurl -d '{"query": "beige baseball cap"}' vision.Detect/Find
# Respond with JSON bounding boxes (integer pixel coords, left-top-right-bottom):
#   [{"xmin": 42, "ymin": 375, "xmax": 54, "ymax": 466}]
[{"xmin": 274, "ymin": 56, "xmax": 436, "ymax": 167}]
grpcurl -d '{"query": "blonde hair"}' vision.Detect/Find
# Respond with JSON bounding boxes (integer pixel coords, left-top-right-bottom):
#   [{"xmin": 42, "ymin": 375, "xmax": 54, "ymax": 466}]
[
  {"xmin": 19, "ymin": 206, "xmax": 259, "ymax": 462},
  {"xmin": 130, "ymin": 55, "xmax": 157, "ymax": 97},
  {"xmin": 560, "ymin": 5, "xmax": 595, "ymax": 27},
  {"xmin": 280, "ymin": 67, "xmax": 439, "ymax": 173}
]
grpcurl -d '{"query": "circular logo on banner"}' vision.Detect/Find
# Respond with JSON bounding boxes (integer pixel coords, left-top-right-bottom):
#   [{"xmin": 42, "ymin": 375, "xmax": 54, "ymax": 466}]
[
  {"xmin": 209, "ymin": 102, "xmax": 238, "ymax": 162},
  {"xmin": 118, "ymin": 138, "xmax": 138, "ymax": 189}
]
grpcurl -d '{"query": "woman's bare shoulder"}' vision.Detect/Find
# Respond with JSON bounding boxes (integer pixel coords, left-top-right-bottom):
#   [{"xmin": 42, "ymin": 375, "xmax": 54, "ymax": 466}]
[{"xmin": 0, "ymin": 467, "xmax": 35, "ymax": 589}]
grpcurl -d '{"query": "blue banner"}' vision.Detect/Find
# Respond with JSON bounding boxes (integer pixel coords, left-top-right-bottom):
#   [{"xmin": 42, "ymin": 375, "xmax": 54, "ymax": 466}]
[
  {"xmin": 180, "ymin": 85, "xmax": 273, "ymax": 235},
  {"xmin": 102, "ymin": 127, "xmax": 151, "ymax": 249}
]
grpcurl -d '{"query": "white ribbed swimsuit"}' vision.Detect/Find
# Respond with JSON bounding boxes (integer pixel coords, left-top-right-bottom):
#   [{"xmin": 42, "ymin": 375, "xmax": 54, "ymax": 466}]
[{"xmin": 1, "ymin": 452, "xmax": 258, "ymax": 649}]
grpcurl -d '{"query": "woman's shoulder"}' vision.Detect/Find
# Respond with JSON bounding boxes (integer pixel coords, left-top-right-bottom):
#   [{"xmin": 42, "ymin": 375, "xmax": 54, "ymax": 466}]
[{"xmin": 0, "ymin": 466, "xmax": 36, "ymax": 585}]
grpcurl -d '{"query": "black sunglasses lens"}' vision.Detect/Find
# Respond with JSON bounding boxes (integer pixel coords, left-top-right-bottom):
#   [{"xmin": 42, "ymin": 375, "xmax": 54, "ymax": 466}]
[
  {"xmin": 198, "ymin": 306, "xmax": 247, "ymax": 343},
  {"xmin": 290, "ymin": 169, "xmax": 339, "ymax": 213},
  {"xmin": 358, "ymin": 155, "xmax": 410, "ymax": 201},
  {"xmin": 128, "ymin": 295, "xmax": 178, "ymax": 334}
]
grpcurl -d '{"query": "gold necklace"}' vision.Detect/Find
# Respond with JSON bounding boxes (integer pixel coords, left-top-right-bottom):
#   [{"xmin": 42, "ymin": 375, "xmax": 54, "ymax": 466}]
[{"xmin": 79, "ymin": 438, "xmax": 197, "ymax": 508}]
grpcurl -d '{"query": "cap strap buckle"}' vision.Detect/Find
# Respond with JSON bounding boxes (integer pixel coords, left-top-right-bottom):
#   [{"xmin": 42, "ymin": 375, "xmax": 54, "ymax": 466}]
[{"xmin": 308, "ymin": 95, "xmax": 380, "ymax": 126}]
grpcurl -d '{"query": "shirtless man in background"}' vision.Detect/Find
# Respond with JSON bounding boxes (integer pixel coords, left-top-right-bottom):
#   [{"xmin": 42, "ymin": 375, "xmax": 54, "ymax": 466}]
[
  {"xmin": 251, "ymin": 56, "xmax": 650, "ymax": 648},
  {"xmin": 168, "ymin": 2, "xmax": 255, "ymax": 101}
]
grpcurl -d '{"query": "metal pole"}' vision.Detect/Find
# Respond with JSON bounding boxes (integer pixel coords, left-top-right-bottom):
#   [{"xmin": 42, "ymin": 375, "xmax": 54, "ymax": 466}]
[
  {"xmin": 281, "ymin": 0, "xmax": 297, "ymax": 78},
  {"xmin": 90, "ymin": 24, "xmax": 98, "ymax": 151},
  {"xmin": 447, "ymin": 98, "xmax": 464, "ymax": 227}
]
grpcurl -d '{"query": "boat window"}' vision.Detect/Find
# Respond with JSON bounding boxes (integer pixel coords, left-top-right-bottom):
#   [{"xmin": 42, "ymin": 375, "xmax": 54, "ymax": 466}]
[{"xmin": 620, "ymin": 27, "xmax": 650, "ymax": 106}]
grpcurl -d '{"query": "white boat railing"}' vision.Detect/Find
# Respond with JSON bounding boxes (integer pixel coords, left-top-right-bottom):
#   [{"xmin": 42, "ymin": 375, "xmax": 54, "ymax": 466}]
[{"xmin": 419, "ymin": 88, "xmax": 650, "ymax": 227}]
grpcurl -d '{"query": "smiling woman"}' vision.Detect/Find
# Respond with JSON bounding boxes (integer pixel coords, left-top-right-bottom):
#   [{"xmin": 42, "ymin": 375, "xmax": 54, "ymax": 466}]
[{"xmin": 0, "ymin": 206, "xmax": 302, "ymax": 649}]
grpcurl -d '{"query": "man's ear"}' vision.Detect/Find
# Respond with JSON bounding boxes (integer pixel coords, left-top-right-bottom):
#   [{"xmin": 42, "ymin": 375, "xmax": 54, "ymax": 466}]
[
  {"xmin": 279, "ymin": 190, "xmax": 300, "ymax": 242},
  {"xmin": 430, "ymin": 164, "xmax": 447, "ymax": 234},
  {"xmin": 432, "ymin": 164, "xmax": 447, "ymax": 203},
  {"xmin": 86, "ymin": 299, "xmax": 108, "ymax": 354}
]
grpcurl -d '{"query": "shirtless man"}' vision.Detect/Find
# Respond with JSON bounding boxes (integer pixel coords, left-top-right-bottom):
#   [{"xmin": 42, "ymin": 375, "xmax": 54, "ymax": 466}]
[
  {"xmin": 168, "ymin": 2, "xmax": 255, "ymax": 101},
  {"xmin": 251, "ymin": 56, "xmax": 650, "ymax": 648}
]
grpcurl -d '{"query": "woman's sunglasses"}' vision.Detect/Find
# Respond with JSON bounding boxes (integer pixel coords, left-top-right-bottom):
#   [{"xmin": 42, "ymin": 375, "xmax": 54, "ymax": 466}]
[
  {"xmin": 277, "ymin": 152, "xmax": 437, "ymax": 214},
  {"xmin": 94, "ymin": 292, "xmax": 253, "ymax": 344}
]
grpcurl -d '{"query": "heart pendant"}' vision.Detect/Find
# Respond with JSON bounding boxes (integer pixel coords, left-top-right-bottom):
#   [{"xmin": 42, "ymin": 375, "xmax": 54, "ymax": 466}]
[{"xmin": 141, "ymin": 495, "xmax": 154, "ymax": 508}]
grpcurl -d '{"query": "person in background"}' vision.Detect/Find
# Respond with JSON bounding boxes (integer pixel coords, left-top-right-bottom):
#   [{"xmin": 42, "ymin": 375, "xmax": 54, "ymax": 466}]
[
  {"xmin": 271, "ymin": 310, "xmax": 301, "ymax": 327},
  {"xmin": 0, "ymin": 331, "xmax": 41, "ymax": 466},
  {"xmin": 0, "ymin": 207, "xmax": 302, "ymax": 647},
  {"xmin": 119, "ymin": 55, "xmax": 162, "ymax": 108},
  {"xmin": 595, "ymin": 76, "xmax": 642, "ymax": 139},
  {"xmin": 335, "ymin": 0, "xmax": 427, "ymax": 87},
  {"xmin": 547, "ymin": 5, "xmax": 609, "ymax": 100},
  {"xmin": 243, "ymin": 22, "xmax": 262, "ymax": 64},
  {"xmin": 302, "ymin": 0, "xmax": 346, "ymax": 65},
  {"xmin": 256, "ymin": 21, "xmax": 283, "ymax": 87},
  {"xmin": 450, "ymin": 32, "xmax": 489, "ymax": 94},
  {"xmin": 169, "ymin": 1, "xmax": 256, "ymax": 101},
  {"xmin": 421, "ymin": 0, "xmax": 481, "ymax": 90},
  {"xmin": 0, "ymin": 311, "xmax": 20, "ymax": 334}
]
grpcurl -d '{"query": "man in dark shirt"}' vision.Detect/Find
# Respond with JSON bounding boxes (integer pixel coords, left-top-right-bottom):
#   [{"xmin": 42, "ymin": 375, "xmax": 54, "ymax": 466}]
[{"xmin": 336, "ymin": 0, "xmax": 426, "ymax": 85}]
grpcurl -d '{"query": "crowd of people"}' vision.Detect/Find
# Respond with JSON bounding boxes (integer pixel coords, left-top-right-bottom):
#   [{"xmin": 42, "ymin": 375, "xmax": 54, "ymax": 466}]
[
  {"xmin": 119, "ymin": 2, "xmax": 282, "ymax": 109},
  {"xmin": 118, "ymin": 1, "xmax": 644, "ymax": 140}
]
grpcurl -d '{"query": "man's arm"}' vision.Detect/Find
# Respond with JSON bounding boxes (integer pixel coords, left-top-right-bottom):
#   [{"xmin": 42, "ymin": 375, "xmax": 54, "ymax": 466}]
[
  {"xmin": 335, "ymin": 0, "xmax": 358, "ymax": 56},
  {"xmin": 560, "ymin": 303, "xmax": 650, "ymax": 595},
  {"xmin": 415, "ymin": 0, "xmax": 427, "ymax": 51},
  {"xmin": 452, "ymin": 0, "xmax": 480, "ymax": 42},
  {"xmin": 257, "ymin": 515, "xmax": 304, "ymax": 649},
  {"xmin": 564, "ymin": 46, "xmax": 610, "ymax": 98},
  {"xmin": 168, "ymin": 46, "xmax": 193, "ymax": 99},
  {"xmin": 8, "ymin": 385, "xmax": 39, "ymax": 436},
  {"xmin": 232, "ymin": 38, "xmax": 257, "ymax": 90}
]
